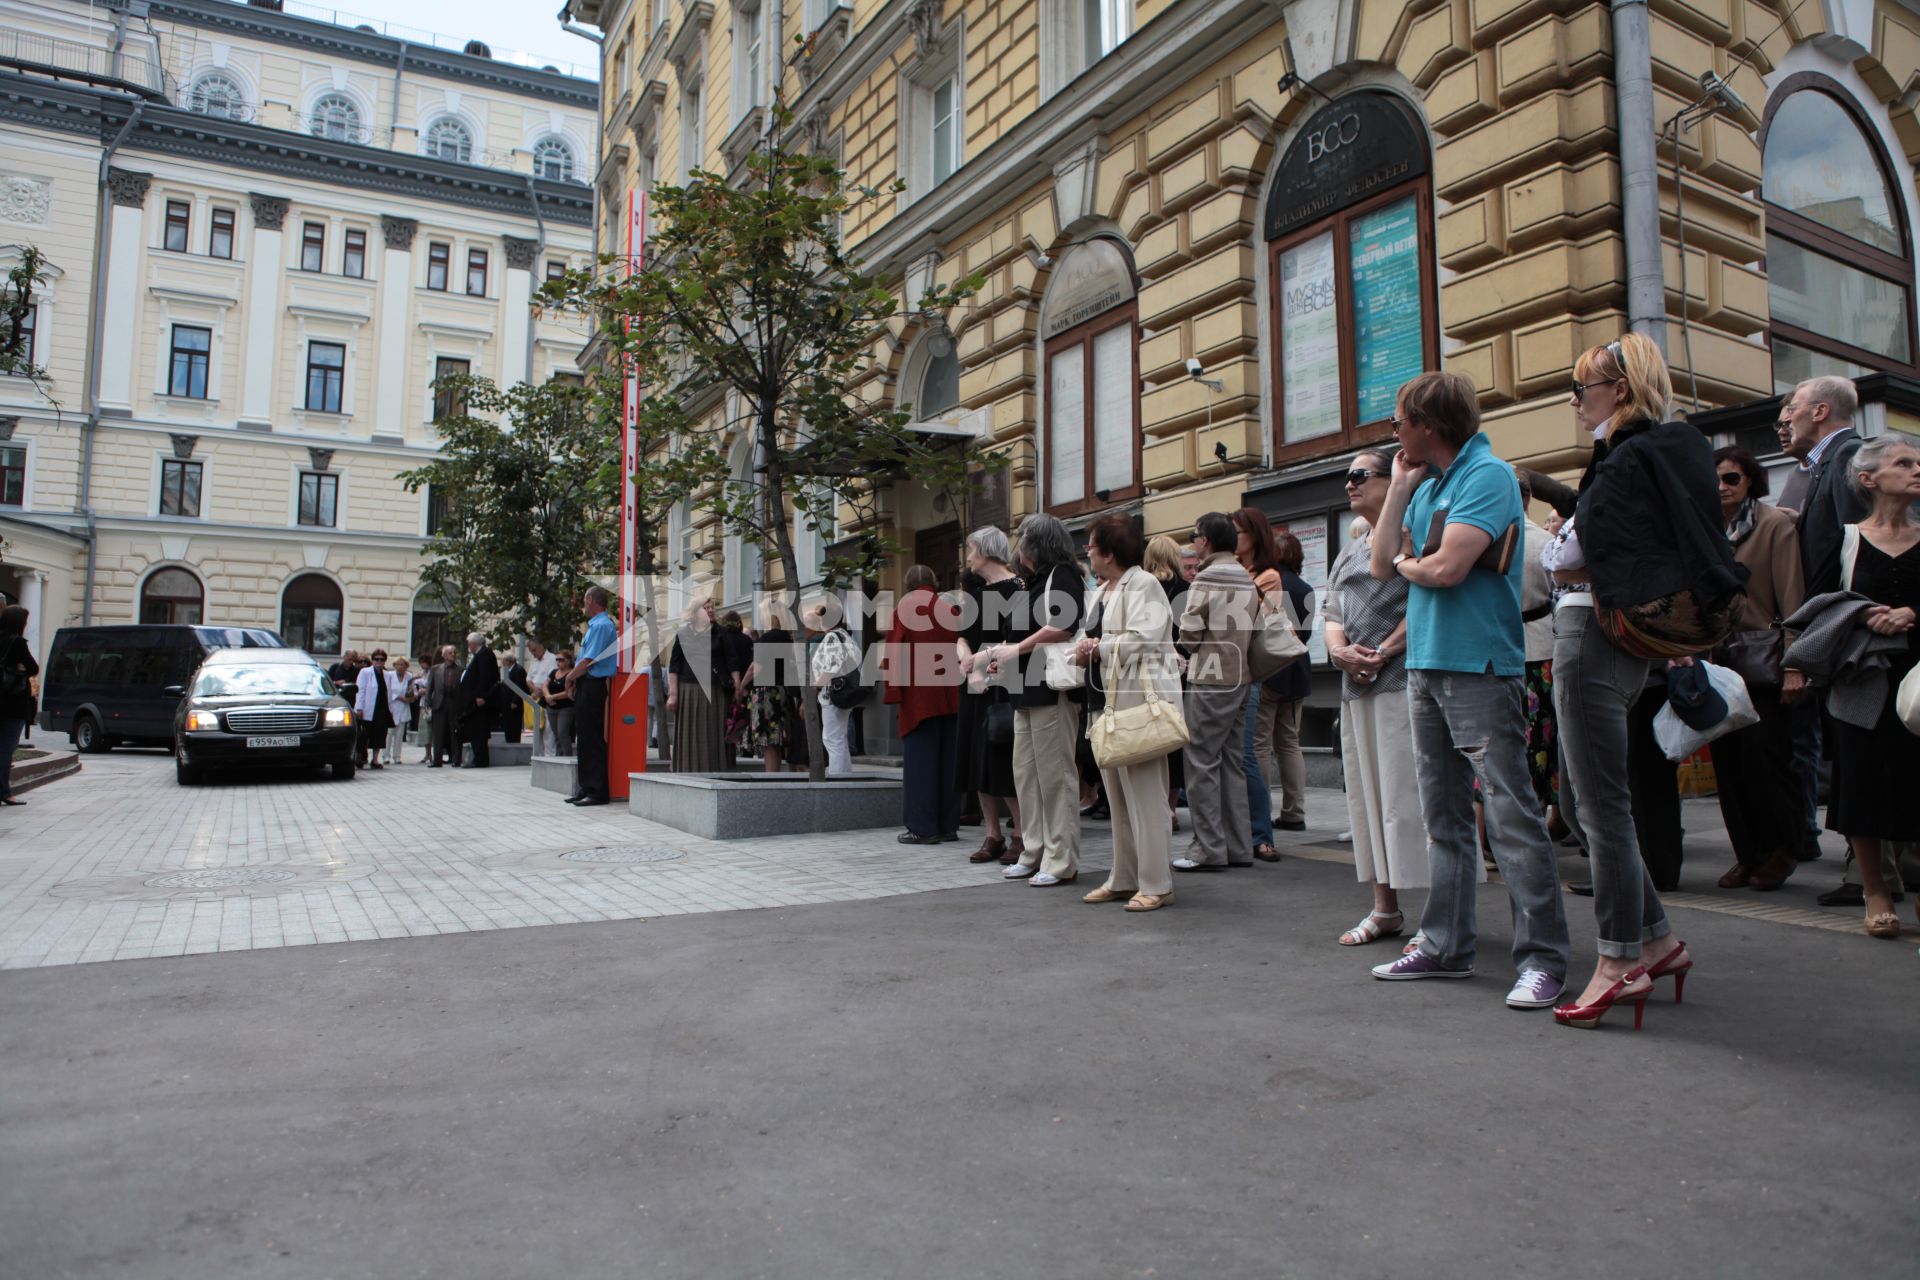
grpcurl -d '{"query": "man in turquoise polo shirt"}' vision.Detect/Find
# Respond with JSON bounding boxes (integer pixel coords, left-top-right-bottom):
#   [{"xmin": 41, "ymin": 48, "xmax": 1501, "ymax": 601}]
[
  {"xmin": 563, "ymin": 584, "xmax": 619, "ymax": 807},
  {"xmin": 1365, "ymin": 371, "xmax": 1570, "ymax": 1008}
]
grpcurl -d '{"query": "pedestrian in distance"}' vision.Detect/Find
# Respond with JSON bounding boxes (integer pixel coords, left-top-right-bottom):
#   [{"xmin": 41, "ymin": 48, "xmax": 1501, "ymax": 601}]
[
  {"xmin": 668, "ymin": 597, "xmax": 732, "ymax": 774},
  {"xmin": 354, "ymin": 649, "xmax": 398, "ymax": 769},
  {"xmin": 563, "ymin": 585, "xmax": 618, "ymax": 807},
  {"xmin": 1144, "ymin": 534, "xmax": 1189, "ymax": 831},
  {"xmin": 885, "ymin": 564, "xmax": 963, "ymax": 846},
  {"xmin": 806, "ymin": 603, "xmax": 862, "ymax": 778},
  {"xmin": 0, "ymin": 604, "xmax": 40, "ymax": 807},
  {"xmin": 459, "ymin": 632, "xmax": 499, "ymax": 768},
  {"xmin": 1365, "ymin": 370, "xmax": 1573, "ymax": 1013},
  {"xmin": 524, "ymin": 639, "xmax": 559, "ymax": 754},
  {"xmin": 953, "ymin": 527, "xmax": 1023, "ymax": 864},
  {"xmin": 1173, "ymin": 511, "xmax": 1257, "ymax": 872},
  {"xmin": 386, "ymin": 656, "xmax": 415, "ymax": 765},
  {"xmin": 544, "ymin": 650, "xmax": 577, "ymax": 758},
  {"xmin": 426, "ymin": 644, "xmax": 464, "ymax": 766}
]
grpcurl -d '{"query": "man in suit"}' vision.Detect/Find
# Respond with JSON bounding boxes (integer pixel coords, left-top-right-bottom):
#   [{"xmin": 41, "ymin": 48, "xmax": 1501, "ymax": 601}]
[
  {"xmin": 1779, "ymin": 376, "xmax": 1905, "ymax": 905},
  {"xmin": 425, "ymin": 644, "xmax": 463, "ymax": 767},
  {"xmin": 459, "ymin": 632, "xmax": 500, "ymax": 768}
]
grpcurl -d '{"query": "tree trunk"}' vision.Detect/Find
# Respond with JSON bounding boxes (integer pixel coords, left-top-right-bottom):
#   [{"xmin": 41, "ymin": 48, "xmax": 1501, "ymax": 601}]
[{"xmin": 758, "ymin": 402, "xmax": 827, "ymax": 782}]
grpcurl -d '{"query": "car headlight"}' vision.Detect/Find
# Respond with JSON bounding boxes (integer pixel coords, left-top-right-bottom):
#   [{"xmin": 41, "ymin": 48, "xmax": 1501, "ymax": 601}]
[
  {"xmin": 186, "ymin": 711, "xmax": 220, "ymax": 731},
  {"xmin": 325, "ymin": 707, "xmax": 352, "ymax": 725}
]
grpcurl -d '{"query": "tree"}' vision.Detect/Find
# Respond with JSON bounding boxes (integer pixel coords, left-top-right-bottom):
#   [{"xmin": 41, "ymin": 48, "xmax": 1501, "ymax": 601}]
[
  {"xmin": 0, "ymin": 246, "xmax": 45, "ymax": 379},
  {"xmin": 549, "ymin": 97, "xmax": 998, "ymax": 781},
  {"xmin": 400, "ymin": 376, "xmax": 623, "ymax": 648}
]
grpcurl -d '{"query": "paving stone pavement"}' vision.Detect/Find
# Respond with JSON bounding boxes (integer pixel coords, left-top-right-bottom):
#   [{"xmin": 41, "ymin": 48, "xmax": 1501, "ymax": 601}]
[{"xmin": 0, "ymin": 752, "xmax": 1125, "ymax": 970}]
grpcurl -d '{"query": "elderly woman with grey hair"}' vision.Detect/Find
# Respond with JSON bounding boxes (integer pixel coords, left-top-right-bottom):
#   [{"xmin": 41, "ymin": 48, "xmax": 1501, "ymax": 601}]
[
  {"xmin": 985, "ymin": 514, "xmax": 1086, "ymax": 886},
  {"xmin": 955, "ymin": 525, "xmax": 1025, "ymax": 864}
]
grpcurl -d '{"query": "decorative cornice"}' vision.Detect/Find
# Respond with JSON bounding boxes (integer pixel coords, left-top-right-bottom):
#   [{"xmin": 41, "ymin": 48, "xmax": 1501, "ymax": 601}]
[
  {"xmin": 905, "ymin": 0, "xmax": 942, "ymax": 58},
  {"xmin": 106, "ymin": 168, "xmax": 150, "ymax": 208},
  {"xmin": 381, "ymin": 215, "xmax": 418, "ymax": 250},
  {"xmin": 667, "ymin": 2, "xmax": 716, "ymax": 82},
  {"xmin": 146, "ymin": 1, "xmax": 598, "ymax": 108},
  {"xmin": 721, "ymin": 108, "xmax": 767, "ymax": 178},
  {"xmin": 169, "ymin": 433, "xmax": 199, "ymax": 459},
  {"xmin": 503, "ymin": 237, "xmax": 540, "ymax": 271},
  {"xmin": 307, "ymin": 447, "xmax": 335, "ymax": 473},
  {"xmin": 624, "ymin": 79, "xmax": 669, "ymax": 143},
  {"xmin": 249, "ymin": 192, "xmax": 289, "ymax": 229}
]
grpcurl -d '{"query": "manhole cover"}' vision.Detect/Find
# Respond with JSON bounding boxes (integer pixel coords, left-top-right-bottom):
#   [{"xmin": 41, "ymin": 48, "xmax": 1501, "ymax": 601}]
[
  {"xmin": 559, "ymin": 846, "xmax": 685, "ymax": 865},
  {"xmin": 145, "ymin": 868, "xmax": 301, "ymax": 890}
]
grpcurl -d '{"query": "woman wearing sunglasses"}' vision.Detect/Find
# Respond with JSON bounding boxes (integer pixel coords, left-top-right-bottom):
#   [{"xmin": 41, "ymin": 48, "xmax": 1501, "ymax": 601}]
[
  {"xmin": 1322, "ymin": 448, "xmax": 1430, "ymax": 946},
  {"xmin": 1706, "ymin": 446, "xmax": 1806, "ymax": 892},
  {"xmin": 1545, "ymin": 334, "xmax": 1746, "ymax": 1029}
]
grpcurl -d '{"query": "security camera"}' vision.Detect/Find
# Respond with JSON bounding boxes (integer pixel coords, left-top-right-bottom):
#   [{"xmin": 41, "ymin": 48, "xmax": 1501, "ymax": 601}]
[
  {"xmin": 1214, "ymin": 441, "xmax": 1230, "ymax": 463},
  {"xmin": 1185, "ymin": 357, "xmax": 1205, "ymax": 378}
]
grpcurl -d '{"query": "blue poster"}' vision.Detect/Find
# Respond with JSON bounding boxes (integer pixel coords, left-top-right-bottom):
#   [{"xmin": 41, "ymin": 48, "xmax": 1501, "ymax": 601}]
[{"xmin": 1350, "ymin": 198, "xmax": 1423, "ymax": 424}]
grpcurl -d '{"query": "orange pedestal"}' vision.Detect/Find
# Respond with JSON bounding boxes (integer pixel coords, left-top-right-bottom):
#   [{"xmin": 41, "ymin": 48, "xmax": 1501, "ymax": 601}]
[{"xmin": 608, "ymin": 671, "xmax": 650, "ymax": 800}]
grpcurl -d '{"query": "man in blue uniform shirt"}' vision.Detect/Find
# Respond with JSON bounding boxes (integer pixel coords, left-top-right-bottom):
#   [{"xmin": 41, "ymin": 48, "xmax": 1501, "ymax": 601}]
[{"xmin": 564, "ymin": 585, "xmax": 618, "ymax": 806}]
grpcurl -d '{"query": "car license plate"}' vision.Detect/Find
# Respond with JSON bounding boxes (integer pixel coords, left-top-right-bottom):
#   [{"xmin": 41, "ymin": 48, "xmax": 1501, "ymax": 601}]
[{"xmin": 246, "ymin": 735, "xmax": 300, "ymax": 749}]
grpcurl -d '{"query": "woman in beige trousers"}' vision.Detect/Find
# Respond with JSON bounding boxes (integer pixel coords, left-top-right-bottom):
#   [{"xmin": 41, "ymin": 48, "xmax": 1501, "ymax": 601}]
[{"xmin": 1073, "ymin": 515, "xmax": 1182, "ymax": 912}]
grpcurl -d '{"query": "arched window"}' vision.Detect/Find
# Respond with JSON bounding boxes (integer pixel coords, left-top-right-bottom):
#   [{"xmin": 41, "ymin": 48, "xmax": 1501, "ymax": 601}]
[
  {"xmin": 309, "ymin": 93, "xmax": 364, "ymax": 144},
  {"xmin": 1039, "ymin": 237, "xmax": 1140, "ymax": 517},
  {"xmin": 410, "ymin": 586, "xmax": 454, "ymax": 659},
  {"xmin": 186, "ymin": 71, "xmax": 248, "ymax": 121},
  {"xmin": 1264, "ymin": 92, "xmax": 1436, "ymax": 461},
  {"xmin": 139, "ymin": 567, "xmax": 203, "ymax": 625},
  {"xmin": 532, "ymin": 136, "xmax": 577, "ymax": 182},
  {"xmin": 1761, "ymin": 78, "xmax": 1916, "ymax": 391},
  {"xmin": 900, "ymin": 327, "xmax": 961, "ymax": 421},
  {"xmin": 281, "ymin": 574, "xmax": 344, "ymax": 658},
  {"xmin": 424, "ymin": 117, "xmax": 474, "ymax": 163}
]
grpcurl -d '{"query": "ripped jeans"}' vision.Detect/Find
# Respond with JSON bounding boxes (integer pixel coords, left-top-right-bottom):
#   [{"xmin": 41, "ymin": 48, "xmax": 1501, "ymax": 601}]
[{"xmin": 1407, "ymin": 669, "xmax": 1570, "ymax": 979}]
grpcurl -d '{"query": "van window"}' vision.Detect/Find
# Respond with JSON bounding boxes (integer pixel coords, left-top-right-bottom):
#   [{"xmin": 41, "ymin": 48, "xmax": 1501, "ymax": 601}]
[
  {"xmin": 125, "ymin": 632, "xmax": 174, "ymax": 685},
  {"xmin": 167, "ymin": 631, "xmax": 203, "ymax": 684},
  {"xmin": 50, "ymin": 632, "xmax": 103, "ymax": 684}
]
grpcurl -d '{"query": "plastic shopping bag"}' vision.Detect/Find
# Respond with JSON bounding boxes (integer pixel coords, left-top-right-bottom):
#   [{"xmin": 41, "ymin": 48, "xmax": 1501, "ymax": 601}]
[{"xmin": 1652, "ymin": 660, "xmax": 1759, "ymax": 763}]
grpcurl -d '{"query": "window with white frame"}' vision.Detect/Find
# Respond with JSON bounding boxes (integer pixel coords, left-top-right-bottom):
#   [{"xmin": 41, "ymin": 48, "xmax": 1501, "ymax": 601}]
[
  {"xmin": 533, "ymin": 136, "xmax": 577, "ymax": 182},
  {"xmin": 653, "ymin": 0, "xmax": 672, "ymax": 30},
  {"xmin": 733, "ymin": 0, "xmax": 767, "ymax": 122},
  {"xmin": 905, "ymin": 39, "xmax": 963, "ymax": 201},
  {"xmin": 805, "ymin": 0, "xmax": 851, "ymax": 31},
  {"xmin": 0, "ymin": 444, "xmax": 25, "ymax": 507},
  {"xmin": 424, "ymin": 117, "xmax": 474, "ymax": 163},
  {"xmin": 309, "ymin": 93, "xmax": 364, "ymax": 143},
  {"xmin": 187, "ymin": 71, "xmax": 249, "ymax": 121},
  {"xmin": 793, "ymin": 485, "xmax": 834, "ymax": 587},
  {"xmin": 158, "ymin": 459, "xmax": 203, "ymax": 517},
  {"xmin": 1040, "ymin": 238, "xmax": 1140, "ymax": 517},
  {"xmin": 1042, "ymin": 0, "xmax": 1132, "ymax": 98},
  {"xmin": 681, "ymin": 83, "xmax": 704, "ymax": 178},
  {"xmin": 723, "ymin": 433, "xmax": 762, "ymax": 604}
]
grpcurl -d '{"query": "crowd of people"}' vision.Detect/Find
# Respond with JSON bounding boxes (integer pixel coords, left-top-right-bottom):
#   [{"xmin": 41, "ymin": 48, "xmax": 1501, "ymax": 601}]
[{"xmin": 668, "ymin": 336, "xmax": 1914, "ymax": 1030}]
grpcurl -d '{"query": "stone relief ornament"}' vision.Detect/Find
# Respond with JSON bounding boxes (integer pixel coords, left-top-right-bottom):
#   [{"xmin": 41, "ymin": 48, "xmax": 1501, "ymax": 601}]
[
  {"xmin": 381, "ymin": 215, "xmax": 417, "ymax": 251},
  {"xmin": 106, "ymin": 169, "xmax": 151, "ymax": 209},
  {"xmin": 0, "ymin": 176, "xmax": 52, "ymax": 227},
  {"xmin": 503, "ymin": 237, "xmax": 539, "ymax": 271},
  {"xmin": 249, "ymin": 193, "xmax": 289, "ymax": 230}
]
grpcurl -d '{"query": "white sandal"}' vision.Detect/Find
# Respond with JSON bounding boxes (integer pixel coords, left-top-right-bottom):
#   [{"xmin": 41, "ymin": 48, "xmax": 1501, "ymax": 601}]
[{"xmin": 1339, "ymin": 911, "xmax": 1404, "ymax": 946}]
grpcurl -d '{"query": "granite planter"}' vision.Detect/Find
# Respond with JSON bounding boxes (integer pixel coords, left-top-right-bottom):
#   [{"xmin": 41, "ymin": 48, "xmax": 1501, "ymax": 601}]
[{"xmin": 626, "ymin": 770, "xmax": 904, "ymax": 839}]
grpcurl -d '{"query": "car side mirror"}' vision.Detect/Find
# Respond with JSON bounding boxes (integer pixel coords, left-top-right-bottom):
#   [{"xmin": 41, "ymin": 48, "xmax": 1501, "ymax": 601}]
[{"xmin": 162, "ymin": 685, "xmax": 185, "ymax": 697}]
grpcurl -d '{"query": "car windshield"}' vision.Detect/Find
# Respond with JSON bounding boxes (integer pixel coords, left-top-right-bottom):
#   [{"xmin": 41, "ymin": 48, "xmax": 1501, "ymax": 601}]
[{"xmin": 193, "ymin": 665, "xmax": 333, "ymax": 698}]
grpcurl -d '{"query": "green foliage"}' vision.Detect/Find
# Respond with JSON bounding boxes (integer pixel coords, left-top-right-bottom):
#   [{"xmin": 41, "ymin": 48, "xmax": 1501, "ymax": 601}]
[{"xmin": 400, "ymin": 376, "xmax": 621, "ymax": 648}]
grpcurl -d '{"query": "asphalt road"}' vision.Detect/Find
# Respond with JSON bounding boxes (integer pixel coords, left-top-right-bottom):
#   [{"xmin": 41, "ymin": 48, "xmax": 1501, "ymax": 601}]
[{"xmin": 3, "ymin": 846, "xmax": 1914, "ymax": 1279}]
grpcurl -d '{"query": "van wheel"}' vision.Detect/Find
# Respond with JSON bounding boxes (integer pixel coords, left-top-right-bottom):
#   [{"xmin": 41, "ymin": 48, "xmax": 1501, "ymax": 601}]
[
  {"xmin": 175, "ymin": 749, "xmax": 200, "ymax": 786},
  {"xmin": 73, "ymin": 714, "xmax": 110, "ymax": 754},
  {"xmin": 331, "ymin": 758, "xmax": 356, "ymax": 780}
]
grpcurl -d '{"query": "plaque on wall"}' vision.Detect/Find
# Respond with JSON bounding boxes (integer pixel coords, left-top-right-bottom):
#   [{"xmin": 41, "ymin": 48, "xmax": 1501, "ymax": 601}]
[
  {"xmin": 1040, "ymin": 237, "xmax": 1138, "ymax": 340},
  {"xmin": 1349, "ymin": 195, "xmax": 1424, "ymax": 422},
  {"xmin": 1264, "ymin": 93, "xmax": 1430, "ymax": 243}
]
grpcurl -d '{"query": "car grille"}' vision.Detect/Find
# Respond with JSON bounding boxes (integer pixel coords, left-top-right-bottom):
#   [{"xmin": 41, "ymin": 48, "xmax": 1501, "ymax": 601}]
[{"xmin": 224, "ymin": 708, "xmax": 320, "ymax": 734}]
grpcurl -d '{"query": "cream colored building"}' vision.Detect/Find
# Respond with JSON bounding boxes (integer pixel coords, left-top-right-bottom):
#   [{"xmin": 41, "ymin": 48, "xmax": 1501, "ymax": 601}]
[
  {"xmin": 569, "ymin": 0, "xmax": 1920, "ymax": 749},
  {"xmin": 0, "ymin": 0, "xmax": 596, "ymax": 674}
]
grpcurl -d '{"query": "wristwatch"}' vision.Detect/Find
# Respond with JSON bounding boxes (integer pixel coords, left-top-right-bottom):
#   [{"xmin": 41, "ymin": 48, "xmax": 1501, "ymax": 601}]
[{"xmin": 1392, "ymin": 552, "xmax": 1413, "ymax": 570}]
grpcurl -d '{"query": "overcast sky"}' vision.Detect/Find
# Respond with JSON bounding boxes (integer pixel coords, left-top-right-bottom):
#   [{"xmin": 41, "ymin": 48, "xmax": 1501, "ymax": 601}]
[{"xmin": 288, "ymin": 1, "xmax": 601, "ymax": 79}]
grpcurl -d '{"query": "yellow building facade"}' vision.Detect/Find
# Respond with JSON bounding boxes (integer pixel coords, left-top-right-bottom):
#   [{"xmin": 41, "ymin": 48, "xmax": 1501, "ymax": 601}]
[{"xmin": 573, "ymin": 0, "xmax": 1920, "ymax": 740}]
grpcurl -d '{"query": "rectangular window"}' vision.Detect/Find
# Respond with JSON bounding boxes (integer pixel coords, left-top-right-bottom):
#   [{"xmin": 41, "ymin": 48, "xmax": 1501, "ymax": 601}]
[
  {"xmin": 427, "ymin": 241, "xmax": 450, "ymax": 291},
  {"xmin": 4, "ymin": 302, "xmax": 34, "ymax": 372},
  {"xmin": 654, "ymin": 0, "xmax": 672, "ymax": 29},
  {"xmin": 301, "ymin": 221, "xmax": 325, "ymax": 272},
  {"xmin": 432, "ymin": 356, "xmax": 471, "ymax": 420},
  {"xmin": 209, "ymin": 207, "xmax": 235, "ymax": 259},
  {"xmin": 167, "ymin": 325, "xmax": 211, "ymax": 398},
  {"xmin": 426, "ymin": 484, "xmax": 449, "ymax": 536},
  {"xmin": 159, "ymin": 458, "xmax": 203, "ymax": 517},
  {"xmin": 1045, "ymin": 307, "xmax": 1139, "ymax": 517},
  {"xmin": 466, "ymin": 248, "xmax": 488, "ymax": 297},
  {"xmin": 1083, "ymin": 0, "xmax": 1130, "ymax": 63},
  {"xmin": 297, "ymin": 471, "xmax": 338, "ymax": 527},
  {"xmin": 305, "ymin": 341, "xmax": 345, "ymax": 413},
  {"xmin": 546, "ymin": 259, "xmax": 566, "ymax": 282},
  {"xmin": 742, "ymin": 4, "xmax": 765, "ymax": 111},
  {"xmin": 0, "ymin": 445, "xmax": 24, "ymax": 507},
  {"xmin": 681, "ymin": 85, "xmax": 703, "ymax": 178},
  {"xmin": 164, "ymin": 200, "xmax": 190, "ymax": 253},
  {"xmin": 343, "ymin": 229, "xmax": 366, "ymax": 279},
  {"xmin": 931, "ymin": 76, "xmax": 959, "ymax": 186}
]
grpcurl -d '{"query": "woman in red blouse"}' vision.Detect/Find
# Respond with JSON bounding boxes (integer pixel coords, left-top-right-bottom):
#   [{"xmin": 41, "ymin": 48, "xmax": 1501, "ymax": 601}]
[{"xmin": 884, "ymin": 564, "xmax": 963, "ymax": 844}]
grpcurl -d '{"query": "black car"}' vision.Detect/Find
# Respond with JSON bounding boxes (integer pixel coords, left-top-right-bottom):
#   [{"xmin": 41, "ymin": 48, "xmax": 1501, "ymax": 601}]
[
  {"xmin": 173, "ymin": 649, "xmax": 357, "ymax": 785},
  {"xmin": 40, "ymin": 624, "xmax": 285, "ymax": 752}
]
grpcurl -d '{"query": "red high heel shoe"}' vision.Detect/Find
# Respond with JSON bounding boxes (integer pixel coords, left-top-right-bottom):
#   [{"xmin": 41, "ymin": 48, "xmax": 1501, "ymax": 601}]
[
  {"xmin": 1552, "ymin": 966, "xmax": 1651, "ymax": 1030},
  {"xmin": 1642, "ymin": 941, "xmax": 1692, "ymax": 1003}
]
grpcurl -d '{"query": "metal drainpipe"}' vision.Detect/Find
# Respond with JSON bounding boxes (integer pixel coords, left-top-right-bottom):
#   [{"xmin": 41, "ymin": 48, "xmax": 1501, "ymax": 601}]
[
  {"xmin": 525, "ymin": 174, "xmax": 546, "ymax": 380},
  {"xmin": 557, "ymin": 8, "xmax": 605, "ymax": 258},
  {"xmin": 1611, "ymin": 0, "xmax": 1668, "ymax": 353},
  {"xmin": 80, "ymin": 97, "xmax": 147, "ymax": 625},
  {"xmin": 388, "ymin": 41, "xmax": 408, "ymax": 141}
]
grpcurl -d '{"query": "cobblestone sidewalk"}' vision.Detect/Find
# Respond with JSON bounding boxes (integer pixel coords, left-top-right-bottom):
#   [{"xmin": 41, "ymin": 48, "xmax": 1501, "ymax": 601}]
[{"xmin": 0, "ymin": 754, "xmax": 1117, "ymax": 969}]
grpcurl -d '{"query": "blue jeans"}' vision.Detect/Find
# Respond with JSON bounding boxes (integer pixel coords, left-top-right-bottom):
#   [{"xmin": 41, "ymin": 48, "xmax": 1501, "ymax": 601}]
[
  {"xmin": 1408, "ymin": 669, "xmax": 1570, "ymax": 978},
  {"xmin": 1242, "ymin": 684, "xmax": 1273, "ymax": 849}
]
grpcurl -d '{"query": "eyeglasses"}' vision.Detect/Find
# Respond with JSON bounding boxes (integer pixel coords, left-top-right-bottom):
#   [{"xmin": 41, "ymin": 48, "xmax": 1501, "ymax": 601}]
[
  {"xmin": 1716, "ymin": 471, "xmax": 1746, "ymax": 485},
  {"xmin": 1570, "ymin": 379, "xmax": 1615, "ymax": 400},
  {"xmin": 1344, "ymin": 468, "xmax": 1382, "ymax": 487},
  {"xmin": 1390, "ymin": 417, "xmax": 1412, "ymax": 432}
]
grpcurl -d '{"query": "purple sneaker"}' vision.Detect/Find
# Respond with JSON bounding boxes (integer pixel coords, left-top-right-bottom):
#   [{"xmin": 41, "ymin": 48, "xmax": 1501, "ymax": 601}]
[
  {"xmin": 1505, "ymin": 969, "xmax": 1566, "ymax": 1009},
  {"xmin": 1371, "ymin": 950, "xmax": 1473, "ymax": 980}
]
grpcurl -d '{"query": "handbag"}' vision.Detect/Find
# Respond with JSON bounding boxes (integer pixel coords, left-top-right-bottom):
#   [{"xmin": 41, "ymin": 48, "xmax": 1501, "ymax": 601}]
[
  {"xmin": 1716, "ymin": 626, "xmax": 1785, "ymax": 687},
  {"xmin": 1088, "ymin": 685, "xmax": 1189, "ymax": 769},
  {"xmin": 984, "ymin": 699, "xmax": 1015, "ymax": 746},
  {"xmin": 1247, "ymin": 593, "xmax": 1307, "ymax": 683},
  {"xmin": 1041, "ymin": 642, "xmax": 1085, "ymax": 691},
  {"xmin": 1897, "ymin": 664, "xmax": 1920, "ymax": 737}
]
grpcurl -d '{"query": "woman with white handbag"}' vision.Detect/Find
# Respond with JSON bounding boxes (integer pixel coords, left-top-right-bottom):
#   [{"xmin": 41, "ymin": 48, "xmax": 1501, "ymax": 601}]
[
  {"xmin": 985, "ymin": 514, "xmax": 1086, "ymax": 887},
  {"xmin": 1072, "ymin": 515, "xmax": 1186, "ymax": 912}
]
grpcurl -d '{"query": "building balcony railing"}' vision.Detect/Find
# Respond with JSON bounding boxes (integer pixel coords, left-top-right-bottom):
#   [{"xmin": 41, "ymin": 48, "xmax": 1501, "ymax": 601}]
[{"xmin": 0, "ymin": 26, "xmax": 168, "ymax": 97}]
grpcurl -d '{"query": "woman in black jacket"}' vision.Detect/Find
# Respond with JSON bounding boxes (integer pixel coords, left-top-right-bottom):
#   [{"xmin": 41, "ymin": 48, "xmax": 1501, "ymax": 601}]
[
  {"xmin": 1543, "ymin": 333, "xmax": 1745, "ymax": 1029},
  {"xmin": 0, "ymin": 604, "xmax": 39, "ymax": 806}
]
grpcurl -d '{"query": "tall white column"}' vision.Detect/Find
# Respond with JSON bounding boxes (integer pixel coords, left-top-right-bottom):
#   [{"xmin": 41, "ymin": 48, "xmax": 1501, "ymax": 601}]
[
  {"xmin": 375, "ymin": 216, "xmax": 415, "ymax": 438},
  {"xmin": 97, "ymin": 169, "xmax": 149, "ymax": 415},
  {"xmin": 239, "ymin": 193, "xmax": 287, "ymax": 430},
  {"xmin": 501, "ymin": 236, "xmax": 537, "ymax": 391},
  {"xmin": 19, "ymin": 572, "xmax": 44, "ymax": 660}
]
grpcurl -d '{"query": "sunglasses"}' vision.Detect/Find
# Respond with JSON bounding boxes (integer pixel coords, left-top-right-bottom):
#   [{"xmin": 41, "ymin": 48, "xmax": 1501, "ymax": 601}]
[
  {"xmin": 1570, "ymin": 378, "xmax": 1615, "ymax": 400},
  {"xmin": 1344, "ymin": 468, "xmax": 1383, "ymax": 486},
  {"xmin": 1717, "ymin": 471, "xmax": 1746, "ymax": 485}
]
